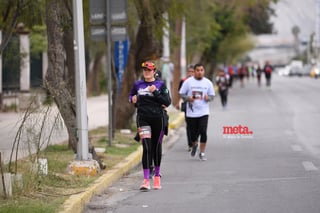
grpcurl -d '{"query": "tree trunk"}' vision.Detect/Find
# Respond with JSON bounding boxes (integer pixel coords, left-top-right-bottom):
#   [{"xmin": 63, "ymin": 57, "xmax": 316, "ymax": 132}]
[
  {"xmin": 64, "ymin": 29, "xmax": 76, "ymax": 96},
  {"xmin": 115, "ymin": 43, "xmax": 137, "ymax": 129},
  {"xmin": 172, "ymin": 19, "xmax": 182, "ymax": 107},
  {"xmin": 111, "ymin": 57, "xmax": 117, "ymax": 138},
  {"xmin": 87, "ymin": 51, "xmax": 104, "ymax": 95},
  {"xmin": 45, "ymin": 0, "xmax": 78, "ymax": 152}
]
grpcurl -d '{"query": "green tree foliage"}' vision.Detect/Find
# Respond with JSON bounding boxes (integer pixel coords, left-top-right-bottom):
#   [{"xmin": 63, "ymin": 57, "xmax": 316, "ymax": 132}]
[
  {"xmin": 244, "ymin": 0, "xmax": 278, "ymax": 34},
  {"xmin": 0, "ymin": 0, "xmax": 45, "ymax": 53},
  {"xmin": 184, "ymin": 1, "xmax": 221, "ymax": 60},
  {"xmin": 30, "ymin": 25, "xmax": 47, "ymax": 59},
  {"xmin": 180, "ymin": 0, "xmax": 277, "ymax": 79},
  {"xmin": 199, "ymin": 3, "xmax": 250, "ymax": 77}
]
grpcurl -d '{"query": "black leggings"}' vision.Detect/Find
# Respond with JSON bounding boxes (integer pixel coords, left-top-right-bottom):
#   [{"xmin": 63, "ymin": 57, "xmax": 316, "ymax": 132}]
[
  {"xmin": 186, "ymin": 115, "xmax": 209, "ymax": 143},
  {"xmin": 219, "ymin": 89, "xmax": 228, "ymax": 107},
  {"xmin": 184, "ymin": 114, "xmax": 193, "ymax": 147},
  {"xmin": 137, "ymin": 115, "xmax": 164, "ymax": 169}
]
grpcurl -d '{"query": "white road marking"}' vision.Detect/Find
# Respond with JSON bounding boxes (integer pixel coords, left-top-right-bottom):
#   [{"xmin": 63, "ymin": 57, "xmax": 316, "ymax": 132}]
[
  {"xmin": 291, "ymin": 145, "xmax": 302, "ymax": 152},
  {"xmin": 302, "ymin": 161, "xmax": 319, "ymax": 171}
]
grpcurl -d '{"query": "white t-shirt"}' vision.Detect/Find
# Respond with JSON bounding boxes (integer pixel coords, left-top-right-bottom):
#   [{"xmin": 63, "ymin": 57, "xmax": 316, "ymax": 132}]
[{"xmin": 179, "ymin": 76, "xmax": 215, "ymax": 118}]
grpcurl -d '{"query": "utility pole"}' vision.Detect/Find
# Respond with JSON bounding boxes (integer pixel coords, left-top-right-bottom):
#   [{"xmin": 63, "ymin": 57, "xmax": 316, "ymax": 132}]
[
  {"xmin": 0, "ymin": 31, "xmax": 2, "ymax": 108},
  {"xmin": 67, "ymin": 0, "xmax": 100, "ymax": 176},
  {"xmin": 181, "ymin": 17, "xmax": 186, "ymax": 77},
  {"xmin": 106, "ymin": 0, "xmax": 113, "ymax": 147},
  {"xmin": 161, "ymin": 12, "xmax": 171, "ymax": 93},
  {"xmin": 316, "ymin": 0, "xmax": 320, "ymax": 61},
  {"xmin": 73, "ymin": 0, "xmax": 90, "ymax": 160}
]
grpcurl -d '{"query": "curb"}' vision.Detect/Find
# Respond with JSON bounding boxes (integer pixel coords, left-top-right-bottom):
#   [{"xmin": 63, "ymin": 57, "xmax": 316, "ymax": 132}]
[
  {"xmin": 59, "ymin": 146, "xmax": 142, "ymax": 213},
  {"xmin": 59, "ymin": 112, "xmax": 185, "ymax": 213},
  {"xmin": 169, "ymin": 112, "xmax": 185, "ymax": 129}
]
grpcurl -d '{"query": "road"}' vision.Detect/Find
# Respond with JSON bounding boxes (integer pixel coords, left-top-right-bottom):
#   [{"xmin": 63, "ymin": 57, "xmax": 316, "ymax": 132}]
[{"xmin": 84, "ymin": 75, "xmax": 320, "ymax": 213}]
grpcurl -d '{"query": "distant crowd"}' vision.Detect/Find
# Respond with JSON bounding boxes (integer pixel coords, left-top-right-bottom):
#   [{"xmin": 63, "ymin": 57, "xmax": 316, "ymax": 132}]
[{"xmin": 220, "ymin": 61, "xmax": 273, "ymax": 89}]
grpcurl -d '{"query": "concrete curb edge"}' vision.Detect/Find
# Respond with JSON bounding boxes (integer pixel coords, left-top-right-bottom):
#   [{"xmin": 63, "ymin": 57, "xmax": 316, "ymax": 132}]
[
  {"xmin": 169, "ymin": 112, "xmax": 185, "ymax": 129},
  {"xmin": 59, "ymin": 146, "xmax": 142, "ymax": 213}
]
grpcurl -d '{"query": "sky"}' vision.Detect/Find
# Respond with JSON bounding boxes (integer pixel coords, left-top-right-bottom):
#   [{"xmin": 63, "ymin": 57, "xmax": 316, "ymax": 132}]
[
  {"xmin": 270, "ymin": 0, "xmax": 316, "ymax": 40},
  {"xmin": 248, "ymin": 0, "xmax": 318, "ymax": 65}
]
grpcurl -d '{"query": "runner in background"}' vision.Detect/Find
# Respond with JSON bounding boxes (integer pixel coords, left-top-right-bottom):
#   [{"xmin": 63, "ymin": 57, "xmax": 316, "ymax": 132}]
[
  {"xmin": 263, "ymin": 61, "xmax": 273, "ymax": 87},
  {"xmin": 216, "ymin": 69, "xmax": 229, "ymax": 109},
  {"xmin": 238, "ymin": 64, "xmax": 247, "ymax": 88},
  {"xmin": 179, "ymin": 63, "xmax": 215, "ymax": 161},
  {"xmin": 256, "ymin": 64, "xmax": 263, "ymax": 87},
  {"xmin": 176, "ymin": 64, "xmax": 194, "ymax": 151},
  {"xmin": 227, "ymin": 65, "xmax": 234, "ymax": 88}
]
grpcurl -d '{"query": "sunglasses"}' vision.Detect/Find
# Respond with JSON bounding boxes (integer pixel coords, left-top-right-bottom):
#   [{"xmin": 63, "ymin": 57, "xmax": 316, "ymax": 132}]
[{"xmin": 143, "ymin": 67, "xmax": 153, "ymax": 71}]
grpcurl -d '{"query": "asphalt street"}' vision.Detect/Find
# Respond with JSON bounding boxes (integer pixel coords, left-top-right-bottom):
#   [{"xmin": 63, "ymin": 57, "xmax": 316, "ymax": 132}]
[{"xmin": 84, "ymin": 74, "xmax": 320, "ymax": 213}]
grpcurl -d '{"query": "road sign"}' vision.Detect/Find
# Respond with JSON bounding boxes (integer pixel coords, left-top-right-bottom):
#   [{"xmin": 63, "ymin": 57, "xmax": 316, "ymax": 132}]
[
  {"xmin": 89, "ymin": 0, "xmax": 127, "ymax": 25},
  {"xmin": 114, "ymin": 38, "xmax": 129, "ymax": 93},
  {"xmin": 89, "ymin": 0, "xmax": 105, "ymax": 24},
  {"xmin": 90, "ymin": 26, "xmax": 106, "ymax": 41},
  {"xmin": 90, "ymin": 26, "xmax": 127, "ymax": 42},
  {"xmin": 110, "ymin": 0, "xmax": 127, "ymax": 24},
  {"xmin": 111, "ymin": 27, "xmax": 127, "ymax": 41}
]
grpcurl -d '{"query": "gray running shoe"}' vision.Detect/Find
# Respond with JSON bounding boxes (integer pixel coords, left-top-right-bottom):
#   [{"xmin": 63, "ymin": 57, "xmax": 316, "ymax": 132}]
[
  {"xmin": 199, "ymin": 152, "xmax": 207, "ymax": 161},
  {"xmin": 191, "ymin": 144, "xmax": 198, "ymax": 157}
]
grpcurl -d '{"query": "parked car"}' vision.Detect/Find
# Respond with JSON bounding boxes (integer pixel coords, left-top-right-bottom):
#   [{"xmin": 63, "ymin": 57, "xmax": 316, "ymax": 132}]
[
  {"xmin": 310, "ymin": 65, "xmax": 320, "ymax": 78},
  {"xmin": 288, "ymin": 60, "xmax": 303, "ymax": 76},
  {"xmin": 277, "ymin": 65, "xmax": 291, "ymax": 76},
  {"xmin": 302, "ymin": 64, "xmax": 313, "ymax": 76}
]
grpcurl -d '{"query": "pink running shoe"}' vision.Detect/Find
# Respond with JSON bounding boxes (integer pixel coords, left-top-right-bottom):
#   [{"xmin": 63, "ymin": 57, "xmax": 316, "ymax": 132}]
[
  {"xmin": 140, "ymin": 179, "xmax": 150, "ymax": 191},
  {"xmin": 153, "ymin": 176, "xmax": 161, "ymax": 190}
]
